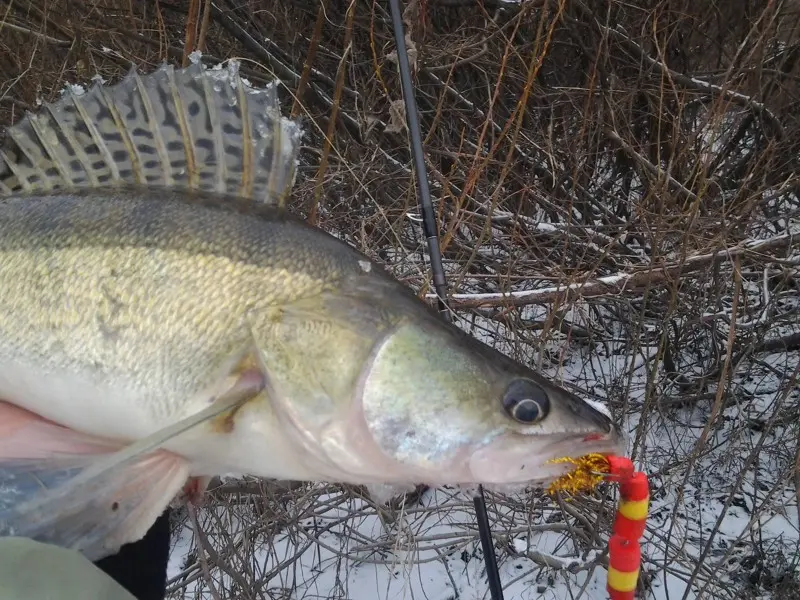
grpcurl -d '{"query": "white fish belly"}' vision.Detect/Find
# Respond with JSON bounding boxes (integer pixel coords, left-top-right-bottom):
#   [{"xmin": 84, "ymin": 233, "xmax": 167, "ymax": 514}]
[
  {"xmin": 0, "ymin": 356, "xmax": 325, "ymax": 483},
  {"xmin": 0, "ymin": 358, "xmax": 165, "ymax": 442}
]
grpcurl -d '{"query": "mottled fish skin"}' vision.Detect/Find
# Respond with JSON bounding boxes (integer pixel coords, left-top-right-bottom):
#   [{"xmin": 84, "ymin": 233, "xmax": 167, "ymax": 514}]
[
  {"xmin": 0, "ymin": 185, "xmax": 407, "ymax": 477},
  {"xmin": 0, "ymin": 187, "xmax": 366, "ymax": 427},
  {"xmin": 0, "ymin": 59, "xmax": 625, "ymax": 558}
]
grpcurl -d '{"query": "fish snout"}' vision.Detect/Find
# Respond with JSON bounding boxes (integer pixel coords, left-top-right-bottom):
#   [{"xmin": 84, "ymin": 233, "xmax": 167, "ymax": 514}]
[{"xmin": 466, "ymin": 424, "xmax": 625, "ymax": 486}]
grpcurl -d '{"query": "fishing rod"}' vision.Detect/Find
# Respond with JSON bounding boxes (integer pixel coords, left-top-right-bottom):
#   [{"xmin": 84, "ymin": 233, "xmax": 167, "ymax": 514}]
[
  {"xmin": 385, "ymin": 6, "xmax": 651, "ymax": 600},
  {"xmin": 385, "ymin": 1, "xmax": 505, "ymax": 599}
]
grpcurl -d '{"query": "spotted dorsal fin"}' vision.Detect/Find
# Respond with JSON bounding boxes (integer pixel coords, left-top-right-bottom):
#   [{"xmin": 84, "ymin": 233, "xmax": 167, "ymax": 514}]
[{"xmin": 0, "ymin": 59, "xmax": 302, "ymax": 206}]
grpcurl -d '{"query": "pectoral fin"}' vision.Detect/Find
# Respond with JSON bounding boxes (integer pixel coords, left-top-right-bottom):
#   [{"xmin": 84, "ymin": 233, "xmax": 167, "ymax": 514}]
[{"xmin": 0, "ymin": 366, "xmax": 266, "ymax": 561}]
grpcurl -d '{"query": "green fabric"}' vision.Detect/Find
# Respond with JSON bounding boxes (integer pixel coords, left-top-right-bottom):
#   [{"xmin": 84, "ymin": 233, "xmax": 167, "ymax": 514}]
[{"xmin": 0, "ymin": 537, "xmax": 136, "ymax": 600}]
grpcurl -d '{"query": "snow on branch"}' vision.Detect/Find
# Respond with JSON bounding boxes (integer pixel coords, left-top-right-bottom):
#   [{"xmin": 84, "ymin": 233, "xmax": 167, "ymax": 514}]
[{"xmin": 432, "ymin": 233, "xmax": 795, "ymax": 308}]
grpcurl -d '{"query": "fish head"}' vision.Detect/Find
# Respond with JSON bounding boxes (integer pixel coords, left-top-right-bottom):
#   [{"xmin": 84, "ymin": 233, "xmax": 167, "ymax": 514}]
[
  {"xmin": 251, "ymin": 263, "xmax": 625, "ymax": 491},
  {"xmin": 349, "ymin": 307, "xmax": 626, "ymax": 489}
]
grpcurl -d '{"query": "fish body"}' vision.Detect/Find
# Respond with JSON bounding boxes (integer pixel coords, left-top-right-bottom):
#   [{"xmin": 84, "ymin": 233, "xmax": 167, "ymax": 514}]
[
  {"xmin": 0, "ymin": 59, "xmax": 625, "ymax": 559},
  {"xmin": 0, "ymin": 187, "xmax": 390, "ymax": 482}
]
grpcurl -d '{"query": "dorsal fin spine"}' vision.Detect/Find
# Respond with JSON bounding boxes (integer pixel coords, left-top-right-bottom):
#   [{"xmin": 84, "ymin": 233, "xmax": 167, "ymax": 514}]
[
  {"xmin": 132, "ymin": 69, "xmax": 172, "ymax": 187},
  {"xmin": 0, "ymin": 59, "xmax": 303, "ymax": 206}
]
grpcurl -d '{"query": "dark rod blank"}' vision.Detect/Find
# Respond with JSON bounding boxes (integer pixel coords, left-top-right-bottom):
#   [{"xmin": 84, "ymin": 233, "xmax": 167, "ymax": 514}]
[
  {"xmin": 473, "ymin": 493, "xmax": 505, "ymax": 600},
  {"xmin": 385, "ymin": 1, "xmax": 505, "ymax": 599},
  {"xmin": 386, "ymin": 0, "xmax": 449, "ymax": 318}
]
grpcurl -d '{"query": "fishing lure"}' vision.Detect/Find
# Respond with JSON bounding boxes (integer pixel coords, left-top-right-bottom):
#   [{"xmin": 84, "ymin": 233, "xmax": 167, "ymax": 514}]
[{"xmin": 548, "ymin": 454, "xmax": 650, "ymax": 599}]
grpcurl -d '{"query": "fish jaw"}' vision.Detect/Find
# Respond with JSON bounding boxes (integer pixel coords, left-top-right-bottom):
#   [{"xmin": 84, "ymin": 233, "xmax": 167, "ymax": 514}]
[
  {"xmin": 339, "ymin": 312, "xmax": 625, "ymax": 488},
  {"xmin": 466, "ymin": 429, "xmax": 626, "ymax": 486}
]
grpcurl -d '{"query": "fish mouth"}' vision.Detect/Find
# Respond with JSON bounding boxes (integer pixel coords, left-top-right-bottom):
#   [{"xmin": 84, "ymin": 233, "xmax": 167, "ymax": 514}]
[
  {"xmin": 545, "ymin": 430, "xmax": 625, "ymax": 465},
  {"xmin": 467, "ymin": 426, "xmax": 626, "ymax": 486}
]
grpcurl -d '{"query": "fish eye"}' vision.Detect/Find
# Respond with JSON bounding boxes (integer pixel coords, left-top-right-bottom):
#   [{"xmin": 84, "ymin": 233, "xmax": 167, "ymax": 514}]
[{"xmin": 502, "ymin": 378, "xmax": 550, "ymax": 424}]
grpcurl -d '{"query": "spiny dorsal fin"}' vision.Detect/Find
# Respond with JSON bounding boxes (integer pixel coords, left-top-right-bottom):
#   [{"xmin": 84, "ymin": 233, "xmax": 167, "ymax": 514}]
[{"xmin": 0, "ymin": 58, "xmax": 303, "ymax": 206}]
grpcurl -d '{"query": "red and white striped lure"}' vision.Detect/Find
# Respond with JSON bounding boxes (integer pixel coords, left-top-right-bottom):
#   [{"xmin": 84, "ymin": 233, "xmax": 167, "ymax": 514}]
[{"xmin": 547, "ymin": 454, "xmax": 650, "ymax": 599}]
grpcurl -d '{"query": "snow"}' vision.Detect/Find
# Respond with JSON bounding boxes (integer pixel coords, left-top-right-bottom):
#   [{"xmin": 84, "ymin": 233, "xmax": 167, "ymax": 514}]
[
  {"xmin": 160, "ymin": 63, "xmax": 799, "ymax": 600},
  {"xmin": 60, "ymin": 83, "xmax": 86, "ymax": 97},
  {"xmin": 212, "ymin": 282, "xmax": 796, "ymax": 596},
  {"xmin": 164, "ymin": 387, "xmax": 799, "ymax": 599},
  {"xmin": 154, "ymin": 234, "xmax": 798, "ymax": 599},
  {"xmin": 167, "ymin": 489, "xmax": 622, "ymax": 599},
  {"xmin": 165, "ymin": 329, "xmax": 800, "ymax": 599},
  {"xmin": 168, "ymin": 471, "xmax": 798, "ymax": 599}
]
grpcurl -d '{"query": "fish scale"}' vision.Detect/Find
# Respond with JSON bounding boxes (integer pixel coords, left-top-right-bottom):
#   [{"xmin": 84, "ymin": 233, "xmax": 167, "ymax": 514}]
[
  {"xmin": 0, "ymin": 188, "xmax": 361, "ymax": 423},
  {"xmin": 0, "ymin": 57, "xmax": 625, "ymax": 561}
]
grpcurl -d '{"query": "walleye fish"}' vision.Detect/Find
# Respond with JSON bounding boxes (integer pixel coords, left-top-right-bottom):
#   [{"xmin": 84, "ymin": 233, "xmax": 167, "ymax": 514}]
[{"xmin": 0, "ymin": 59, "xmax": 625, "ymax": 561}]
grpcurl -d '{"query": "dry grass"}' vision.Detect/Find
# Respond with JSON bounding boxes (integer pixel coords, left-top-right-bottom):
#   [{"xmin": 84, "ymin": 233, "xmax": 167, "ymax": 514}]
[{"xmin": 2, "ymin": 0, "xmax": 800, "ymax": 598}]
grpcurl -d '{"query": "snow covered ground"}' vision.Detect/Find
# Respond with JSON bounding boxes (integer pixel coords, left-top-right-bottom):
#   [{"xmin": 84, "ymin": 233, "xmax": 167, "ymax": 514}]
[
  {"xmin": 163, "ymin": 62, "xmax": 800, "ymax": 599},
  {"xmin": 165, "ymin": 295, "xmax": 800, "ymax": 599}
]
